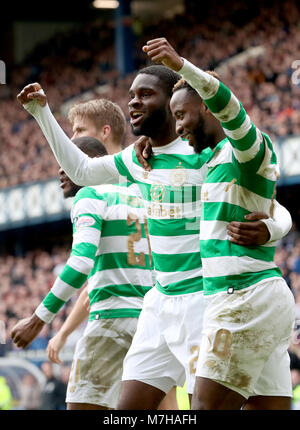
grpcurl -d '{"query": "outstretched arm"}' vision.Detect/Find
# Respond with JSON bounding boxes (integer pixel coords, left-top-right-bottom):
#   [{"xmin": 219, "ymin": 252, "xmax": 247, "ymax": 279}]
[
  {"xmin": 143, "ymin": 38, "xmax": 276, "ymax": 167},
  {"xmin": 17, "ymin": 83, "xmax": 120, "ymax": 186}
]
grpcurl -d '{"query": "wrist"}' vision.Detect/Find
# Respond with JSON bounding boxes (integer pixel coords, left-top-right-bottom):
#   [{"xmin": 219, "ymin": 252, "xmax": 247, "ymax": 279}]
[
  {"xmin": 31, "ymin": 313, "xmax": 45, "ymax": 327},
  {"xmin": 176, "ymin": 57, "xmax": 185, "ymax": 73},
  {"xmin": 59, "ymin": 326, "xmax": 71, "ymax": 340}
]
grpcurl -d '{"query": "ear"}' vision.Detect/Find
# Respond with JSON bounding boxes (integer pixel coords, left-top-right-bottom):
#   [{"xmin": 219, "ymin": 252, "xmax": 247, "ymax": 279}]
[
  {"xmin": 167, "ymin": 99, "xmax": 172, "ymax": 113},
  {"xmin": 102, "ymin": 124, "xmax": 111, "ymax": 138},
  {"xmin": 202, "ymin": 103, "xmax": 209, "ymax": 113}
]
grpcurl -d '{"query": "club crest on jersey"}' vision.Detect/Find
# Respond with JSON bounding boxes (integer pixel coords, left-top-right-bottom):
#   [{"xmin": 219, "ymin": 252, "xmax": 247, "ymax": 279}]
[
  {"xmin": 150, "ymin": 183, "xmax": 165, "ymax": 203},
  {"xmin": 169, "ymin": 162, "xmax": 188, "ymax": 186},
  {"xmin": 74, "ymin": 216, "xmax": 96, "ymax": 229}
]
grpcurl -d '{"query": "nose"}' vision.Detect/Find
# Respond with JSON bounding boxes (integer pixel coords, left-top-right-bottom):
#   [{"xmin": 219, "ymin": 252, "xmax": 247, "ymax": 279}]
[
  {"xmin": 59, "ymin": 168, "xmax": 65, "ymax": 176},
  {"xmin": 128, "ymin": 95, "xmax": 141, "ymax": 108}
]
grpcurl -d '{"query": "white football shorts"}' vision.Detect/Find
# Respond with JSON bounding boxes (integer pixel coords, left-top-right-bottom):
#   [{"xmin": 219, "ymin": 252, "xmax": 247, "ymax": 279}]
[
  {"xmin": 122, "ymin": 287, "xmax": 207, "ymax": 394},
  {"xmin": 195, "ymin": 278, "xmax": 295, "ymax": 399},
  {"xmin": 66, "ymin": 317, "xmax": 138, "ymax": 408}
]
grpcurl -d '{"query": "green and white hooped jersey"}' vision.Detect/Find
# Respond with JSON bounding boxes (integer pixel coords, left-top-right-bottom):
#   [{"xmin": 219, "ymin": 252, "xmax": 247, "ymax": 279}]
[
  {"xmin": 24, "ymin": 96, "xmax": 211, "ymax": 297},
  {"xmin": 35, "ymin": 183, "xmax": 153, "ymax": 323},
  {"xmin": 25, "ymin": 77, "xmax": 287, "ymax": 299},
  {"xmin": 113, "ymin": 139, "xmax": 211, "ymax": 295},
  {"xmin": 179, "ymin": 59, "xmax": 282, "ymax": 295}
]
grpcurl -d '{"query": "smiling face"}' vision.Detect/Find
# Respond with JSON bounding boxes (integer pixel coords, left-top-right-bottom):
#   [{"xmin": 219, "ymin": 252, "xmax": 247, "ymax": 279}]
[
  {"xmin": 170, "ymin": 87, "xmax": 213, "ymax": 154},
  {"xmin": 128, "ymin": 73, "xmax": 171, "ymax": 138},
  {"xmin": 59, "ymin": 168, "xmax": 81, "ymax": 199}
]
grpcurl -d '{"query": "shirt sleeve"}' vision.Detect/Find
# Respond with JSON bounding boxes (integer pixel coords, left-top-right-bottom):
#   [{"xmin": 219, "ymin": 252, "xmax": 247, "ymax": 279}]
[
  {"xmin": 260, "ymin": 200, "xmax": 292, "ymax": 244},
  {"xmin": 178, "ymin": 59, "xmax": 274, "ymax": 167},
  {"xmin": 35, "ymin": 187, "xmax": 105, "ymax": 323},
  {"xmin": 24, "ymin": 96, "xmax": 120, "ymax": 186}
]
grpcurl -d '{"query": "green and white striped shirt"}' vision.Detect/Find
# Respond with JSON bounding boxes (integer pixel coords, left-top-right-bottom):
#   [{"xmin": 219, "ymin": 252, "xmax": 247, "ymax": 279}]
[
  {"xmin": 35, "ymin": 183, "xmax": 153, "ymax": 323},
  {"xmin": 179, "ymin": 59, "xmax": 282, "ymax": 295},
  {"xmin": 25, "ymin": 92, "xmax": 290, "ymax": 298},
  {"xmin": 25, "ymin": 93, "xmax": 210, "ymax": 295}
]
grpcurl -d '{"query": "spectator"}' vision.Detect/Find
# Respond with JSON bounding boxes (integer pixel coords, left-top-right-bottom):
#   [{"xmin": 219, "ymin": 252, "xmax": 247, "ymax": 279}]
[
  {"xmin": 290, "ymin": 352, "xmax": 300, "ymax": 409},
  {"xmin": 18, "ymin": 373, "xmax": 41, "ymax": 410},
  {"xmin": 39, "ymin": 362, "xmax": 67, "ymax": 410},
  {"xmin": 0, "ymin": 376, "xmax": 13, "ymax": 410},
  {"xmin": 1, "ymin": 0, "xmax": 300, "ymax": 188}
]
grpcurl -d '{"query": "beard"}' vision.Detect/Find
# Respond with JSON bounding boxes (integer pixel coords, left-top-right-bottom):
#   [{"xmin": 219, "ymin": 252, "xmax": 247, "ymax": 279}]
[
  {"xmin": 192, "ymin": 116, "xmax": 214, "ymax": 154},
  {"xmin": 131, "ymin": 105, "xmax": 168, "ymax": 138},
  {"xmin": 63, "ymin": 183, "xmax": 81, "ymax": 199}
]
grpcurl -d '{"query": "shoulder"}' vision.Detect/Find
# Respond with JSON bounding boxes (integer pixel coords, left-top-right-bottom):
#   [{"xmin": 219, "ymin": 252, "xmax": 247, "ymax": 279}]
[
  {"xmin": 114, "ymin": 143, "xmax": 134, "ymax": 161},
  {"xmin": 71, "ymin": 186, "xmax": 108, "ymax": 218}
]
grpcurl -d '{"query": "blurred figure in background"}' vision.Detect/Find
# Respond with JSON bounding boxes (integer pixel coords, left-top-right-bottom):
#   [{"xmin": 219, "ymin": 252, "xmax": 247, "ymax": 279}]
[
  {"xmin": 0, "ymin": 376, "xmax": 13, "ymax": 410},
  {"xmin": 39, "ymin": 362, "xmax": 66, "ymax": 410},
  {"xmin": 18, "ymin": 373, "xmax": 41, "ymax": 410}
]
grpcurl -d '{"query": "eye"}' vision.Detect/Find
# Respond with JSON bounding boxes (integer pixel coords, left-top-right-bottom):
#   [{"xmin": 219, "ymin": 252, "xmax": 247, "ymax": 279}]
[{"xmin": 142, "ymin": 90, "xmax": 153, "ymax": 97}]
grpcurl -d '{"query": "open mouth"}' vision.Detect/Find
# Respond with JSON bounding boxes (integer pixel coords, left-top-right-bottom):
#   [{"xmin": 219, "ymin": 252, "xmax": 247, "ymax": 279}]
[
  {"xmin": 60, "ymin": 179, "xmax": 69, "ymax": 189},
  {"xmin": 130, "ymin": 111, "xmax": 144, "ymax": 126}
]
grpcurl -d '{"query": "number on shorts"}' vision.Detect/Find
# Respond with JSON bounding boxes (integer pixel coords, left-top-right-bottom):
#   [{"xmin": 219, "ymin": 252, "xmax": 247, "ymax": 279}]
[
  {"xmin": 69, "ymin": 359, "xmax": 80, "ymax": 384},
  {"xmin": 189, "ymin": 345, "xmax": 200, "ymax": 375},
  {"xmin": 212, "ymin": 329, "xmax": 232, "ymax": 359},
  {"xmin": 127, "ymin": 213, "xmax": 152, "ymax": 267}
]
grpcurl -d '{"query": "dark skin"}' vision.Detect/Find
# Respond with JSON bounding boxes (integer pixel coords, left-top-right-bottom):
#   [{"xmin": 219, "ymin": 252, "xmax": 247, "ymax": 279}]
[
  {"xmin": 15, "ymin": 80, "xmax": 179, "ymax": 411},
  {"xmin": 117, "ymin": 72, "xmax": 186, "ymax": 410},
  {"xmin": 118, "ymin": 49, "xmax": 270, "ymax": 410},
  {"xmin": 143, "ymin": 36, "xmax": 292, "ymax": 411},
  {"xmin": 128, "ymin": 73, "xmax": 177, "ymax": 147},
  {"xmin": 11, "ymin": 140, "xmax": 110, "ymax": 411},
  {"xmin": 15, "ymin": 80, "xmax": 176, "ymax": 411},
  {"xmin": 15, "ymin": 60, "xmax": 286, "ymax": 410},
  {"xmin": 135, "ymin": 90, "xmax": 271, "ymax": 247}
]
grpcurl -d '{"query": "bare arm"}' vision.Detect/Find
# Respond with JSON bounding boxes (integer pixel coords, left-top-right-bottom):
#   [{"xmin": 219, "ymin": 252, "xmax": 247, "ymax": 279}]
[{"xmin": 46, "ymin": 287, "xmax": 89, "ymax": 365}]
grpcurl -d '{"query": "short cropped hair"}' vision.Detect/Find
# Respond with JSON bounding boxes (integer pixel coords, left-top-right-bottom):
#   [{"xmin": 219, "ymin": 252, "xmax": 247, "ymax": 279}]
[
  {"xmin": 137, "ymin": 65, "xmax": 181, "ymax": 97},
  {"xmin": 72, "ymin": 136, "xmax": 108, "ymax": 157},
  {"xmin": 68, "ymin": 99, "xmax": 126, "ymax": 145}
]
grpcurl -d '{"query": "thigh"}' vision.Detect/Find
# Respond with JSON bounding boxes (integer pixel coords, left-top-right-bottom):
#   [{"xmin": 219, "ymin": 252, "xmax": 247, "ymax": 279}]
[
  {"xmin": 66, "ymin": 318, "xmax": 137, "ymax": 408},
  {"xmin": 162, "ymin": 291, "xmax": 207, "ymax": 395},
  {"xmin": 67, "ymin": 402, "xmax": 109, "ymax": 410},
  {"xmin": 251, "ymin": 339, "xmax": 293, "ymax": 398},
  {"xmin": 243, "ymin": 396, "xmax": 291, "ymax": 410},
  {"xmin": 196, "ymin": 279, "xmax": 295, "ymax": 399},
  {"xmin": 117, "ymin": 380, "xmax": 165, "ymax": 410},
  {"xmin": 191, "ymin": 376, "xmax": 246, "ymax": 410}
]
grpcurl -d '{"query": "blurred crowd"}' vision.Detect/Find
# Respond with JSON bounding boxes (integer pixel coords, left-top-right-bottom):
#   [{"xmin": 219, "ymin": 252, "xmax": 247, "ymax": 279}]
[
  {"xmin": 1, "ymin": 0, "xmax": 300, "ymax": 188},
  {"xmin": 0, "ymin": 244, "xmax": 78, "ymax": 409},
  {"xmin": 2, "ymin": 0, "xmax": 300, "ymax": 410},
  {"xmin": 0, "ymin": 220, "xmax": 300, "ymax": 408},
  {"xmin": 0, "ymin": 244, "xmax": 79, "ymax": 356}
]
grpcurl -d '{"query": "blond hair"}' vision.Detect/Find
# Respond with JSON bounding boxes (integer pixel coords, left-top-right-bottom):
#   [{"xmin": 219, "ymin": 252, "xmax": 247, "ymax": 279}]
[{"xmin": 68, "ymin": 98, "xmax": 126, "ymax": 145}]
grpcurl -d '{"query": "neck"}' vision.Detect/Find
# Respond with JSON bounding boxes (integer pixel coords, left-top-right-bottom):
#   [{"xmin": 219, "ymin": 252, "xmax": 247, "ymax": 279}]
[
  {"xmin": 149, "ymin": 121, "xmax": 178, "ymax": 147},
  {"xmin": 211, "ymin": 123, "xmax": 226, "ymax": 150},
  {"xmin": 106, "ymin": 142, "xmax": 122, "ymax": 155}
]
